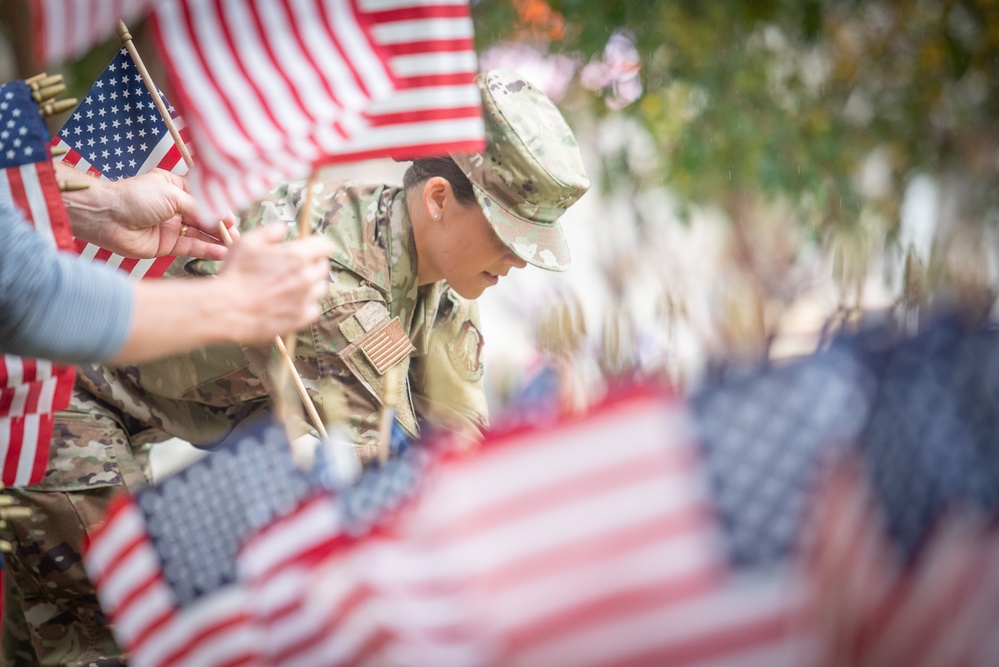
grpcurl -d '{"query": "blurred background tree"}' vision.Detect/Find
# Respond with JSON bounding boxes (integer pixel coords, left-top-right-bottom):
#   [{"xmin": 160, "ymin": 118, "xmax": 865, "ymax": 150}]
[{"xmin": 474, "ymin": 0, "xmax": 999, "ymax": 363}]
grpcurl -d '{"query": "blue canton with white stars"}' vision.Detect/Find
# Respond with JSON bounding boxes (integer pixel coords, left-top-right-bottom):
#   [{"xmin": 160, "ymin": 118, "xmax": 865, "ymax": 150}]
[
  {"xmin": 57, "ymin": 47, "xmax": 177, "ymax": 181},
  {"xmin": 137, "ymin": 416, "xmax": 313, "ymax": 607},
  {"xmin": 692, "ymin": 348, "xmax": 875, "ymax": 568},
  {"xmin": 0, "ymin": 80, "xmax": 49, "ymax": 169},
  {"xmin": 856, "ymin": 318, "xmax": 999, "ymax": 564}
]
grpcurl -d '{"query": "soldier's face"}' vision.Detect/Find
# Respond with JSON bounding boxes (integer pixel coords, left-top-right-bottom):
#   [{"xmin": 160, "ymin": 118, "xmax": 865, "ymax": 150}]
[{"xmin": 434, "ymin": 200, "xmax": 527, "ymax": 299}]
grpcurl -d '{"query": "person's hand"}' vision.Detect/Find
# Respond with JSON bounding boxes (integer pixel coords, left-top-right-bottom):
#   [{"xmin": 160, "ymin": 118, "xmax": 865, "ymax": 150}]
[
  {"xmin": 59, "ymin": 163, "xmax": 239, "ymax": 260},
  {"xmin": 215, "ymin": 224, "xmax": 334, "ymax": 343}
]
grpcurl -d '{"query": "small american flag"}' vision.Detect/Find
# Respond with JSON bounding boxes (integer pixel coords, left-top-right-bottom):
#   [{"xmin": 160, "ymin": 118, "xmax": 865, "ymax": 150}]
[
  {"xmin": 258, "ymin": 389, "xmax": 818, "ymax": 666},
  {"xmin": 148, "ymin": 0, "xmax": 397, "ymax": 222},
  {"xmin": 148, "ymin": 0, "xmax": 484, "ymax": 223},
  {"xmin": 805, "ymin": 320, "xmax": 999, "ymax": 667},
  {"xmin": 0, "ymin": 79, "xmax": 76, "ymax": 487},
  {"xmin": 53, "ymin": 46, "xmax": 189, "ymax": 280},
  {"xmin": 83, "ymin": 416, "xmax": 319, "ymax": 667},
  {"xmin": 329, "ymin": 0, "xmax": 486, "ymax": 162}
]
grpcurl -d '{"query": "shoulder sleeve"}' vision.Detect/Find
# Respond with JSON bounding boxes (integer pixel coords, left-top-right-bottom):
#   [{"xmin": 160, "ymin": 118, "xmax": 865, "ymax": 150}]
[
  {"xmin": 409, "ymin": 288, "xmax": 489, "ymax": 446},
  {"xmin": 0, "ymin": 202, "xmax": 132, "ymax": 363}
]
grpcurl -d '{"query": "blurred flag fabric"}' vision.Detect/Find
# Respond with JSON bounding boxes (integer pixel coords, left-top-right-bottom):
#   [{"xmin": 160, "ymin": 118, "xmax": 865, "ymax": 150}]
[
  {"xmin": 82, "ymin": 416, "xmax": 319, "ymax": 667},
  {"xmin": 32, "ymin": 0, "xmax": 156, "ymax": 65},
  {"xmin": 83, "ymin": 415, "xmax": 426, "ymax": 667},
  {"xmin": 0, "ymin": 79, "xmax": 76, "ymax": 487},
  {"xmin": 33, "ymin": 0, "xmax": 485, "ymax": 224},
  {"xmin": 147, "ymin": 0, "xmax": 397, "ymax": 220},
  {"xmin": 806, "ymin": 319, "xmax": 999, "ymax": 667},
  {"xmin": 83, "ymin": 313, "xmax": 999, "ymax": 665},
  {"xmin": 254, "ymin": 390, "xmax": 819, "ymax": 667},
  {"xmin": 53, "ymin": 46, "xmax": 190, "ymax": 280}
]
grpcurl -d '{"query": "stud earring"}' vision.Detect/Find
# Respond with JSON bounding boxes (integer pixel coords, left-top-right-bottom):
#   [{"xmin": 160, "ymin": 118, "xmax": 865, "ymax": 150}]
[{"xmin": 434, "ymin": 213, "xmax": 440, "ymax": 220}]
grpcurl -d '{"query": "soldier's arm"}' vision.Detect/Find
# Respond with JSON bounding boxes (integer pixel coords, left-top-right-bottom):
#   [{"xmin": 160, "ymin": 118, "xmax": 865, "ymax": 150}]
[{"xmin": 409, "ymin": 288, "xmax": 489, "ymax": 448}]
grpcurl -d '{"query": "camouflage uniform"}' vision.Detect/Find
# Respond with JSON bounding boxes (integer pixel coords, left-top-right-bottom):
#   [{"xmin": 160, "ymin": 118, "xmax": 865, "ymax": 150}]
[{"xmin": 0, "ymin": 68, "xmax": 589, "ymax": 666}]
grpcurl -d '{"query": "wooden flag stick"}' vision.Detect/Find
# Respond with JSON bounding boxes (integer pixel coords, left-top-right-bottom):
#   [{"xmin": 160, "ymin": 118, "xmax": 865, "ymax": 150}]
[
  {"xmin": 118, "ymin": 20, "xmax": 329, "ymax": 441},
  {"xmin": 214, "ymin": 223, "xmax": 329, "ymax": 441},
  {"xmin": 118, "ymin": 21, "xmax": 193, "ymax": 169}
]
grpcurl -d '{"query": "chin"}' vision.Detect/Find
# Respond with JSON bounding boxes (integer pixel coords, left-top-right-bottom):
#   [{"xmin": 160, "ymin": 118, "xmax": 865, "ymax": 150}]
[{"xmin": 452, "ymin": 284, "xmax": 486, "ymax": 300}]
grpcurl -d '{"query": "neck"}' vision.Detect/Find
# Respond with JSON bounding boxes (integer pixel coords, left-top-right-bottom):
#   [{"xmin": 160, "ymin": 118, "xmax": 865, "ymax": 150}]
[{"xmin": 408, "ymin": 190, "xmax": 442, "ymax": 286}]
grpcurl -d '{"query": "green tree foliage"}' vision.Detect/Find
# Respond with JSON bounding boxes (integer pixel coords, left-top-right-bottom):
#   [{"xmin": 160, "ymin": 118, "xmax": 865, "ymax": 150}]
[{"xmin": 474, "ymin": 0, "xmax": 999, "ymax": 241}]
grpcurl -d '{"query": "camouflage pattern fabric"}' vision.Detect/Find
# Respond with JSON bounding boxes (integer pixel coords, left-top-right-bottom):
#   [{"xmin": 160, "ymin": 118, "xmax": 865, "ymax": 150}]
[
  {"xmin": 0, "ymin": 388, "xmax": 149, "ymax": 667},
  {"xmin": 81, "ymin": 179, "xmax": 489, "ymax": 465},
  {"xmin": 451, "ymin": 69, "xmax": 590, "ymax": 272}
]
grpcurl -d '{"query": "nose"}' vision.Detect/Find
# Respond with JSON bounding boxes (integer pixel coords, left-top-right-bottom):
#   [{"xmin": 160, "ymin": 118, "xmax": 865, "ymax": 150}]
[{"xmin": 506, "ymin": 252, "xmax": 528, "ymax": 269}]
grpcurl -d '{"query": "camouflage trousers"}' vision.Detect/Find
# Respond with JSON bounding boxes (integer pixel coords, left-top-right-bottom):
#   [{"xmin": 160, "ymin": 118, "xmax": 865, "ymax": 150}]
[{"xmin": 0, "ymin": 389, "xmax": 152, "ymax": 667}]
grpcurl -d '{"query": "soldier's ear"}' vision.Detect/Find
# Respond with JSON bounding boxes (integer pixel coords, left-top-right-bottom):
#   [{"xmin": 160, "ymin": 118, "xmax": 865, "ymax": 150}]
[{"xmin": 423, "ymin": 177, "xmax": 449, "ymax": 220}]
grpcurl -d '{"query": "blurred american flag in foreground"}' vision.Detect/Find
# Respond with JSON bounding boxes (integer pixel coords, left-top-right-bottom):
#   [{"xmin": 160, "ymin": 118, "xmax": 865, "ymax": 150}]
[{"xmin": 86, "ymin": 314, "xmax": 999, "ymax": 666}]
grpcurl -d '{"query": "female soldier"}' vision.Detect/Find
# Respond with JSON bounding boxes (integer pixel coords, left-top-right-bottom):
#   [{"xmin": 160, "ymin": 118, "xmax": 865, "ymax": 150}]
[{"xmin": 2, "ymin": 68, "xmax": 590, "ymax": 666}]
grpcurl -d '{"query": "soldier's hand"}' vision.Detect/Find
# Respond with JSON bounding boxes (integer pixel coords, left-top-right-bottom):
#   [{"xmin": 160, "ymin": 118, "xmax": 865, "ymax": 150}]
[{"xmin": 215, "ymin": 223, "xmax": 333, "ymax": 342}]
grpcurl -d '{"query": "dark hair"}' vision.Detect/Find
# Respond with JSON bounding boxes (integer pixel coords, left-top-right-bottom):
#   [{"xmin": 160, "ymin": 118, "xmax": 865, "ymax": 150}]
[{"xmin": 402, "ymin": 157, "xmax": 477, "ymax": 207}]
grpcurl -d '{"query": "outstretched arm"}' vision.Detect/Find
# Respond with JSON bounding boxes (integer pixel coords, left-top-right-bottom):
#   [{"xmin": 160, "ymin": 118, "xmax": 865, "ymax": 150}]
[{"xmin": 117, "ymin": 223, "xmax": 333, "ymax": 363}]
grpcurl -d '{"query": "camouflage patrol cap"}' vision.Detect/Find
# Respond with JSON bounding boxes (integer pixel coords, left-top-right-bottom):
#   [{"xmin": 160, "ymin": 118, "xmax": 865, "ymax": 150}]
[{"xmin": 451, "ymin": 69, "xmax": 589, "ymax": 272}]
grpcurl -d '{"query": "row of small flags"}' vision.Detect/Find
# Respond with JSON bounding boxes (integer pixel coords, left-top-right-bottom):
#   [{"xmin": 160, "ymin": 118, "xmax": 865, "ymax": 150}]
[
  {"xmin": 82, "ymin": 315, "xmax": 999, "ymax": 667},
  {"xmin": 1, "ymin": 0, "xmax": 485, "ymax": 487}
]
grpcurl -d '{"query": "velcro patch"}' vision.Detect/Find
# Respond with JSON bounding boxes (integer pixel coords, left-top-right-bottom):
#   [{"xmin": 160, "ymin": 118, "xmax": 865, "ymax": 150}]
[
  {"xmin": 354, "ymin": 301, "xmax": 390, "ymax": 332},
  {"xmin": 360, "ymin": 317, "xmax": 415, "ymax": 375}
]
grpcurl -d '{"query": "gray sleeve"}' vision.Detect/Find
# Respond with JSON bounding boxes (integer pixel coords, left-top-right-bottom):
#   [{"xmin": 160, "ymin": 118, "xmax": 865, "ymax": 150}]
[{"xmin": 0, "ymin": 202, "xmax": 134, "ymax": 364}]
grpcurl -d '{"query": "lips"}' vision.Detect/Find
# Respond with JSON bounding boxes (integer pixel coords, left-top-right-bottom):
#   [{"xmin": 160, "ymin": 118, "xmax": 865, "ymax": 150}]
[{"xmin": 482, "ymin": 271, "xmax": 499, "ymax": 286}]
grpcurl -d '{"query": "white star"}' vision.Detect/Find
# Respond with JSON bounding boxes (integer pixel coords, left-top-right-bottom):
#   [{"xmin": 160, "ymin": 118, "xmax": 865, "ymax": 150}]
[
  {"xmin": 87, "ymin": 138, "xmax": 95, "ymax": 147},
  {"xmin": 100, "ymin": 136, "xmax": 108, "ymax": 145},
  {"xmin": 99, "ymin": 122, "xmax": 107, "ymax": 131},
  {"xmin": 116, "ymin": 161, "xmax": 124, "ymax": 170},
  {"xmin": 114, "ymin": 147, "xmax": 122, "ymax": 156},
  {"xmin": 101, "ymin": 150, "xmax": 109, "ymax": 158},
  {"xmin": 108, "ymin": 61, "xmax": 116, "ymax": 71},
  {"xmin": 0, "ymin": 130, "xmax": 7, "ymax": 139},
  {"xmin": 121, "ymin": 59, "xmax": 129, "ymax": 69},
  {"xmin": 126, "ymin": 144, "xmax": 135, "ymax": 154},
  {"xmin": 109, "ymin": 90, "xmax": 117, "ymax": 100},
  {"xmin": 124, "ymin": 116, "xmax": 132, "ymax": 126},
  {"xmin": 86, "ymin": 109, "xmax": 94, "ymax": 119},
  {"xmin": 6, "ymin": 150, "xmax": 14, "ymax": 160},
  {"xmin": 137, "ymin": 128, "xmax": 145, "ymax": 137},
  {"xmin": 110, "ymin": 105, "xmax": 118, "ymax": 115},
  {"xmin": 128, "ymin": 159, "xmax": 136, "ymax": 168},
  {"xmin": 112, "ymin": 133, "xmax": 121, "ymax": 142},
  {"xmin": 122, "ymin": 88, "xmax": 130, "ymax": 98},
  {"xmin": 95, "ymin": 79, "xmax": 103, "ymax": 88},
  {"xmin": 111, "ymin": 119, "xmax": 120, "ymax": 128},
  {"xmin": 0, "ymin": 101, "xmax": 7, "ymax": 110},
  {"xmin": 73, "ymin": 126, "xmax": 82, "ymax": 135},
  {"xmin": 87, "ymin": 124, "xmax": 95, "ymax": 133},
  {"xmin": 11, "ymin": 108, "xmax": 21, "ymax": 117},
  {"xmin": 12, "ymin": 138, "xmax": 20, "ymax": 148},
  {"xmin": 98, "ymin": 107, "xmax": 106, "ymax": 117},
  {"xmin": 125, "ymin": 131, "xmax": 133, "ymax": 140},
  {"xmin": 150, "ymin": 126, "xmax": 160, "ymax": 135},
  {"xmin": 103, "ymin": 163, "xmax": 111, "ymax": 171},
  {"xmin": 139, "ymin": 142, "xmax": 148, "ymax": 151},
  {"xmin": 85, "ymin": 95, "xmax": 91, "ymax": 104},
  {"xmin": 23, "ymin": 145, "xmax": 33, "ymax": 156},
  {"xmin": 18, "ymin": 126, "xmax": 26, "ymax": 135}
]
